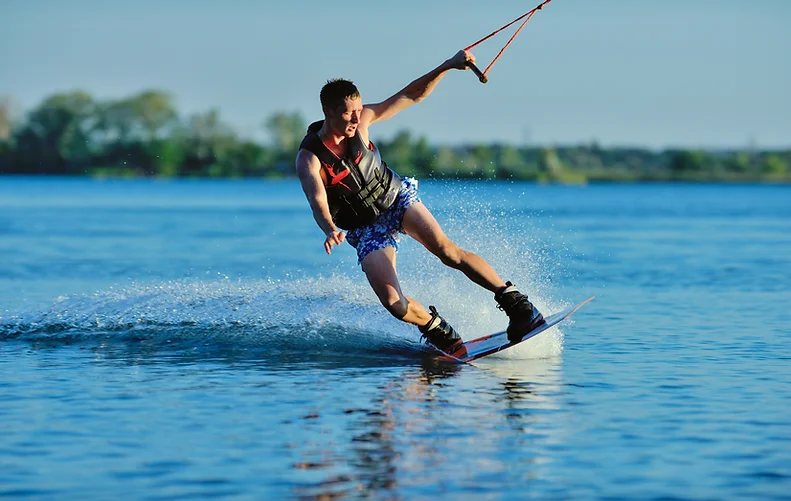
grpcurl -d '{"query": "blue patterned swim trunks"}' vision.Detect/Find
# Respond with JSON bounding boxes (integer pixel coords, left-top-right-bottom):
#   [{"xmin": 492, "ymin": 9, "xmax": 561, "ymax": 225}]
[{"xmin": 345, "ymin": 177, "xmax": 421, "ymax": 264}]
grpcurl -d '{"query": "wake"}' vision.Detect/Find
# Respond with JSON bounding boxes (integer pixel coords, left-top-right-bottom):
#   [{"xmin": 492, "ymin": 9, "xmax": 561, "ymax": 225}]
[
  {"xmin": 1, "ymin": 277, "xmax": 414, "ymax": 355},
  {"xmin": 1, "ymin": 272, "xmax": 566, "ymax": 361}
]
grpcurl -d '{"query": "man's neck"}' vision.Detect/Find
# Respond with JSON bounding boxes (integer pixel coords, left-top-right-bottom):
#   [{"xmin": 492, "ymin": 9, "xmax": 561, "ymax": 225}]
[{"xmin": 318, "ymin": 123, "xmax": 346, "ymax": 147}]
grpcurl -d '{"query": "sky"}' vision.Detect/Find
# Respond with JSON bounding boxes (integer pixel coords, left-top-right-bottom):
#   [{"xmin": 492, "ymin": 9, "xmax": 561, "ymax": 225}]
[{"xmin": 2, "ymin": 0, "xmax": 789, "ymax": 149}]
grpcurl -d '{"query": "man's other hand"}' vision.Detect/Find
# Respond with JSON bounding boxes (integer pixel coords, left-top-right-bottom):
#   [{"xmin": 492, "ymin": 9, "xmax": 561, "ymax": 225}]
[{"xmin": 324, "ymin": 230, "xmax": 346, "ymax": 254}]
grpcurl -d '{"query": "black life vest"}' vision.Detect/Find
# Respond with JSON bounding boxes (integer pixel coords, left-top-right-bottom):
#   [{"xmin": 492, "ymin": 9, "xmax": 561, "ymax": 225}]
[{"xmin": 299, "ymin": 120, "xmax": 401, "ymax": 231}]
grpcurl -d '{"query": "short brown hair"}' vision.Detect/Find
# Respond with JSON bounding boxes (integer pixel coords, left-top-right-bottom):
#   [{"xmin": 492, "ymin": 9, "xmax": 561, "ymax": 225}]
[{"xmin": 320, "ymin": 79, "xmax": 360, "ymax": 112}]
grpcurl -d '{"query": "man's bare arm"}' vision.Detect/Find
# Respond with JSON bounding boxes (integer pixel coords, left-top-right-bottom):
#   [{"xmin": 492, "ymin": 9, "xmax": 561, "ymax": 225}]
[
  {"xmin": 295, "ymin": 149, "xmax": 345, "ymax": 254},
  {"xmin": 361, "ymin": 50, "xmax": 475, "ymax": 126}
]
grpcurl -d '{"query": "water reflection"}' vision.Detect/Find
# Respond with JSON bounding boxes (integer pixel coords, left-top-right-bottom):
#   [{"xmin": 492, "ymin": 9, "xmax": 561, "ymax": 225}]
[
  {"xmin": 288, "ymin": 358, "xmax": 462, "ymax": 499},
  {"xmin": 9, "ymin": 335, "xmax": 565, "ymax": 498},
  {"xmin": 479, "ymin": 359, "xmax": 565, "ymax": 440},
  {"xmin": 290, "ymin": 357, "xmax": 563, "ymax": 499}
]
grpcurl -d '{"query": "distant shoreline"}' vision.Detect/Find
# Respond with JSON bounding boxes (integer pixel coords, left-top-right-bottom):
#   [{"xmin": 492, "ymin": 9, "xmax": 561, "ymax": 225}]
[
  {"xmin": 1, "ymin": 173, "xmax": 789, "ymax": 185},
  {"xmin": 2, "ymin": 90, "xmax": 789, "ymax": 183}
]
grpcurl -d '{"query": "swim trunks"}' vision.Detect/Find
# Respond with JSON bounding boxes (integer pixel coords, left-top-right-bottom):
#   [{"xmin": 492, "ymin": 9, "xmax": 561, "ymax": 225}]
[{"xmin": 345, "ymin": 177, "xmax": 421, "ymax": 264}]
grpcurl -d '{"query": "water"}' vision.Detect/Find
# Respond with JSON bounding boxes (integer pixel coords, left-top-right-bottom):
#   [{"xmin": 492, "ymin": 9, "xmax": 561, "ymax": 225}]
[{"xmin": 1, "ymin": 177, "xmax": 790, "ymax": 500}]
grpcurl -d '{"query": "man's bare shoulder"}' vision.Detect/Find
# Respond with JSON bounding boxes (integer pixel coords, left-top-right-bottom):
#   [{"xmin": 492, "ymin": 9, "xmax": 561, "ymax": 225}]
[{"xmin": 296, "ymin": 148, "xmax": 320, "ymax": 176}]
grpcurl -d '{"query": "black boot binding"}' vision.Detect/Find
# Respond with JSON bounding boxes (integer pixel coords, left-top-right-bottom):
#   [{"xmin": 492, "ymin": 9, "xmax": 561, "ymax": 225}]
[
  {"xmin": 419, "ymin": 306, "xmax": 462, "ymax": 353},
  {"xmin": 495, "ymin": 281, "xmax": 545, "ymax": 343}
]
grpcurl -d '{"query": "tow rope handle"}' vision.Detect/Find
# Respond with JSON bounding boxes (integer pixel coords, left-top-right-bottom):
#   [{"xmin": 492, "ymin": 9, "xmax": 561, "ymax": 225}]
[
  {"xmin": 467, "ymin": 62, "xmax": 488, "ymax": 84},
  {"xmin": 463, "ymin": 0, "xmax": 553, "ymax": 84}
]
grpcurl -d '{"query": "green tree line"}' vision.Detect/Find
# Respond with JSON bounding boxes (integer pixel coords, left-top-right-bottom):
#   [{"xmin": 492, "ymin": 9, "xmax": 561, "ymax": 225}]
[{"xmin": 1, "ymin": 90, "xmax": 789, "ymax": 182}]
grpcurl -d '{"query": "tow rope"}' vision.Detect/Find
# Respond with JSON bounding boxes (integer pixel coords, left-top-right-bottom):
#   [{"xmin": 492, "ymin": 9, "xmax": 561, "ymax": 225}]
[{"xmin": 465, "ymin": 0, "xmax": 555, "ymax": 83}]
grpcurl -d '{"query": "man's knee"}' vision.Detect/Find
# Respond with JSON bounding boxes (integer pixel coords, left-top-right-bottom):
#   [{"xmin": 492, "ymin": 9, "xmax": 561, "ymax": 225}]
[
  {"xmin": 436, "ymin": 240, "xmax": 464, "ymax": 268},
  {"xmin": 383, "ymin": 296, "xmax": 409, "ymax": 319}
]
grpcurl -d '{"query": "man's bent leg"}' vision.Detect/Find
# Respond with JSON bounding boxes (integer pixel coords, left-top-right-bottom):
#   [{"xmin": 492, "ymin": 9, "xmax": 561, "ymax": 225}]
[
  {"xmin": 361, "ymin": 245, "xmax": 463, "ymax": 351},
  {"xmin": 361, "ymin": 246, "xmax": 433, "ymax": 326},
  {"xmin": 402, "ymin": 202, "xmax": 505, "ymax": 293},
  {"xmin": 402, "ymin": 202, "xmax": 544, "ymax": 342}
]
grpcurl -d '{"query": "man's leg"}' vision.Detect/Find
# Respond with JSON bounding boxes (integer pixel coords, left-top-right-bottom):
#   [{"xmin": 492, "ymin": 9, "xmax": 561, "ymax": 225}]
[
  {"xmin": 361, "ymin": 245, "xmax": 433, "ymax": 326},
  {"xmin": 402, "ymin": 202, "xmax": 505, "ymax": 293},
  {"xmin": 361, "ymin": 245, "xmax": 462, "ymax": 351},
  {"xmin": 402, "ymin": 202, "xmax": 545, "ymax": 342}
]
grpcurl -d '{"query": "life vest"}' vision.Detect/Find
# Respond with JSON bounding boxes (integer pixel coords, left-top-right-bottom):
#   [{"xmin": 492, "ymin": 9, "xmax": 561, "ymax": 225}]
[{"xmin": 299, "ymin": 120, "xmax": 401, "ymax": 230}]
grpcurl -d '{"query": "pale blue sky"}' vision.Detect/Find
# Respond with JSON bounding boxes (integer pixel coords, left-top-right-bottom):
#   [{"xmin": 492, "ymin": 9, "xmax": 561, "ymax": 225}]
[{"xmin": 2, "ymin": 0, "xmax": 789, "ymax": 149}]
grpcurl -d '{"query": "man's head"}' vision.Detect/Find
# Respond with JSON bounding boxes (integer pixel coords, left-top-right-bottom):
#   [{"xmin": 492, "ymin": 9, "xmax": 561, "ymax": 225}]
[{"xmin": 320, "ymin": 79, "xmax": 362, "ymax": 138}]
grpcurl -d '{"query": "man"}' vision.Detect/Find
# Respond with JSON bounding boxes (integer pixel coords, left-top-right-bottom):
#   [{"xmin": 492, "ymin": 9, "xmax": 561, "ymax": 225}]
[{"xmin": 295, "ymin": 49, "xmax": 544, "ymax": 353}]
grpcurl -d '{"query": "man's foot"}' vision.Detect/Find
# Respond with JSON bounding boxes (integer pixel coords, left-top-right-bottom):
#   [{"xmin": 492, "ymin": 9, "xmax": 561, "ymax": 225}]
[
  {"xmin": 495, "ymin": 282, "xmax": 545, "ymax": 343},
  {"xmin": 419, "ymin": 306, "xmax": 463, "ymax": 353}
]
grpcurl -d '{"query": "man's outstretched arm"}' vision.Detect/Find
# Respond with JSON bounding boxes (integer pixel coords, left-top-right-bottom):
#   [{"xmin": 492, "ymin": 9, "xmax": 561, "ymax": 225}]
[{"xmin": 361, "ymin": 50, "xmax": 475, "ymax": 126}]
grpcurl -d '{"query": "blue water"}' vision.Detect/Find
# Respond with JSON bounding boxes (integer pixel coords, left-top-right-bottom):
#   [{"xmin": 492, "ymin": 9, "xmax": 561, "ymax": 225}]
[{"xmin": 1, "ymin": 177, "xmax": 790, "ymax": 500}]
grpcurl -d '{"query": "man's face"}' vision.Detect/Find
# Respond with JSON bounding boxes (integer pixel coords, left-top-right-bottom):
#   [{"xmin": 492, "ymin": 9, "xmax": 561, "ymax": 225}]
[{"xmin": 327, "ymin": 97, "xmax": 362, "ymax": 138}]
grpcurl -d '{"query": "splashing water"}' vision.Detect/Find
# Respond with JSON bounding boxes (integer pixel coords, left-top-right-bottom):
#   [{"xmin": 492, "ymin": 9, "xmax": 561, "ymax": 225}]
[
  {"xmin": 1, "ymin": 181, "xmax": 571, "ymax": 361},
  {"xmin": 1, "ymin": 272, "xmax": 566, "ymax": 361}
]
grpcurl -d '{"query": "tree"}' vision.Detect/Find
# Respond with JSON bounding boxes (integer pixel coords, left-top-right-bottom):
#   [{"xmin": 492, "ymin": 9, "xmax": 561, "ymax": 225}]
[
  {"xmin": 0, "ymin": 97, "xmax": 10, "ymax": 141},
  {"xmin": 130, "ymin": 90, "xmax": 178, "ymax": 142},
  {"xmin": 412, "ymin": 136, "xmax": 435, "ymax": 178},
  {"xmin": 13, "ymin": 91, "xmax": 96, "ymax": 174},
  {"xmin": 379, "ymin": 130, "xmax": 415, "ymax": 175},
  {"xmin": 725, "ymin": 152, "xmax": 751, "ymax": 173},
  {"xmin": 265, "ymin": 111, "xmax": 306, "ymax": 174},
  {"xmin": 89, "ymin": 90, "xmax": 181, "ymax": 173},
  {"xmin": 669, "ymin": 150, "xmax": 707, "ymax": 179},
  {"xmin": 181, "ymin": 109, "xmax": 238, "ymax": 176},
  {"xmin": 467, "ymin": 144, "xmax": 496, "ymax": 179},
  {"xmin": 538, "ymin": 147, "xmax": 565, "ymax": 180},
  {"xmin": 0, "ymin": 98, "xmax": 10, "ymax": 174},
  {"xmin": 265, "ymin": 112, "xmax": 305, "ymax": 153},
  {"xmin": 762, "ymin": 154, "xmax": 788, "ymax": 178},
  {"xmin": 433, "ymin": 145, "xmax": 459, "ymax": 178},
  {"xmin": 97, "ymin": 90, "xmax": 176, "ymax": 140},
  {"xmin": 495, "ymin": 145, "xmax": 526, "ymax": 178}
]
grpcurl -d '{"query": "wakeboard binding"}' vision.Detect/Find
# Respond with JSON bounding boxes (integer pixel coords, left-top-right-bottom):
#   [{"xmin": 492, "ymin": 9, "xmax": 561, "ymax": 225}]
[
  {"xmin": 419, "ymin": 305, "xmax": 463, "ymax": 353},
  {"xmin": 495, "ymin": 281, "xmax": 545, "ymax": 343}
]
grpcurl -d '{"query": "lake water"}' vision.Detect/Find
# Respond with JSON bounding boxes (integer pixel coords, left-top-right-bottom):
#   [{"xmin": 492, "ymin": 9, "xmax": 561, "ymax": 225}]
[{"xmin": 1, "ymin": 177, "xmax": 790, "ymax": 500}]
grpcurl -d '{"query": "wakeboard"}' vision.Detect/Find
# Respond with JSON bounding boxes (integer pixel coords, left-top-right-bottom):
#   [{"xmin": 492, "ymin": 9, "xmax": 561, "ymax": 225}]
[{"xmin": 434, "ymin": 296, "xmax": 594, "ymax": 364}]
